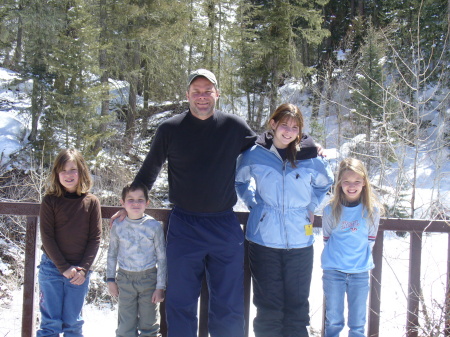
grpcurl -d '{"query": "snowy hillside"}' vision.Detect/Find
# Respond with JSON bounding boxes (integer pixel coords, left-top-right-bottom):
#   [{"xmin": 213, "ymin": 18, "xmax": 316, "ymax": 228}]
[{"xmin": 0, "ymin": 68, "xmax": 31, "ymax": 169}]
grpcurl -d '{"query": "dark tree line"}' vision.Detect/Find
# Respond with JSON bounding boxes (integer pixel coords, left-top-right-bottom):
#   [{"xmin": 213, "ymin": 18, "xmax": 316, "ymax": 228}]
[{"xmin": 0, "ymin": 0, "xmax": 448, "ymax": 168}]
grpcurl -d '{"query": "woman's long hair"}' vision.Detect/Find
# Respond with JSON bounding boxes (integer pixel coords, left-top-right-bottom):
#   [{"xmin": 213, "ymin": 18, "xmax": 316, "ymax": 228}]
[{"xmin": 267, "ymin": 103, "xmax": 304, "ymax": 168}]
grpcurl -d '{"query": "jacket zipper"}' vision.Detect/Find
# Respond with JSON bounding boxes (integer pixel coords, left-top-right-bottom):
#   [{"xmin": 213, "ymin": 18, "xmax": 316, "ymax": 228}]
[{"xmin": 282, "ymin": 160, "xmax": 289, "ymax": 249}]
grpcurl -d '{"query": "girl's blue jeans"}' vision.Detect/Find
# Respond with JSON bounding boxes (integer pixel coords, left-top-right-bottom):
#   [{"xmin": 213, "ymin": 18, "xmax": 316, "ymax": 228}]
[
  {"xmin": 37, "ymin": 253, "xmax": 91, "ymax": 337},
  {"xmin": 322, "ymin": 270, "xmax": 370, "ymax": 337}
]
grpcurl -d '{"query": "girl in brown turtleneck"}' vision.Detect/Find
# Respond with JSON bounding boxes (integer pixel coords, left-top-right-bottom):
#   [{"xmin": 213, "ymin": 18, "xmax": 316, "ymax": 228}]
[{"xmin": 37, "ymin": 148, "xmax": 101, "ymax": 337}]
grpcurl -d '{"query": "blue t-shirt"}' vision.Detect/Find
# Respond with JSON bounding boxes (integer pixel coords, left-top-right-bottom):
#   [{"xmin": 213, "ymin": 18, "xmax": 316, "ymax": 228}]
[{"xmin": 321, "ymin": 203, "xmax": 380, "ymax": 273}]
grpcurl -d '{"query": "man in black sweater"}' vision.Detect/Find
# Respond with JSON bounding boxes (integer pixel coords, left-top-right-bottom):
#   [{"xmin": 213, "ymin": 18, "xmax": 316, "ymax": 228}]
[{"xmin": 134, "ymin": 69, "xmax": 256, "ymax": 337}]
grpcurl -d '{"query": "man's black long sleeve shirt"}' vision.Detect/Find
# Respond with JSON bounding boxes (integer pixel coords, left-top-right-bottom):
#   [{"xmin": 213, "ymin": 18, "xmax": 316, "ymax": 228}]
[{"xmin": 134, "ymin": 110, "xmax": 256, "ymax": 213}]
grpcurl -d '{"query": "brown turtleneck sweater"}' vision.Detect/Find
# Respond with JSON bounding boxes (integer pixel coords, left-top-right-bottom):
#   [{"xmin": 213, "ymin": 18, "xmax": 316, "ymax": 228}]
[{"xmin": 39, "ymin": 193, "xmax": 102, "ymax": 274}]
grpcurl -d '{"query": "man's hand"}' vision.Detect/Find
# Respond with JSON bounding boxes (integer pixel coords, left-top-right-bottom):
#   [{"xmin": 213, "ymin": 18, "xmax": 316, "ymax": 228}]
[
  {"xmin": 107, "ymin": 282, "xmax": 119, "ymax": 297},
  {"xmin": 152, "ymin": 289, "xmax": 165, "ymax": 303},
  {"xmin": 110, "ymin": 208, "xmax": 127, "ymax": 227},
  {"xmin": 317, "ymin": 144, "xmax": 327, "ymax": 157}
]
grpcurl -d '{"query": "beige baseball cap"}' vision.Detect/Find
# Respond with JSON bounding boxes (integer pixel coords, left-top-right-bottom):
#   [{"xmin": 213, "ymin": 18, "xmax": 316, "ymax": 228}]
[{"xmin": 187, "ymin": 69, "xmax": 218, "ymax": 87}]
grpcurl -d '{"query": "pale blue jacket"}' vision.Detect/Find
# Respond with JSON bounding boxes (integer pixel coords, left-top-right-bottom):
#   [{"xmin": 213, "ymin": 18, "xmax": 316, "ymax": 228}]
[{"xmin": 236, "ymin": 132, "xmax": 334, "ymax": 249}]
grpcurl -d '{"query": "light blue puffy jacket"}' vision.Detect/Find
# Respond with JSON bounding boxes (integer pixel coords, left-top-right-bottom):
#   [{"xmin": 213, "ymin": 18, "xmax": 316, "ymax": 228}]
[{"xmin": 236, "ymin": 132, "xmax": 334, "ymax": 249}]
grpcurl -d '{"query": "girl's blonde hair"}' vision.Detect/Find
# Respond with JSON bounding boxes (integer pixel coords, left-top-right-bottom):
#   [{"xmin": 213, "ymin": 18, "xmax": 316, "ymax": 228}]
[
  {"xmin": 46, "ymin": 148, "xmax": 92, "ymax": 197},
  {"xmin": 330, "ymin": 157, "xmax": 384, "ymax": 227},
  {"xmin": 267, "ymin": 103, "xmax": 304, "ymax": 168}
]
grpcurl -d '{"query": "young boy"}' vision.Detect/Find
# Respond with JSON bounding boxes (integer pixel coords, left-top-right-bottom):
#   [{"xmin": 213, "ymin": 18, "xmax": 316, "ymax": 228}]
[{"xmin": 107, "ymin": 182, "xmax": 167, "ymax": 337}]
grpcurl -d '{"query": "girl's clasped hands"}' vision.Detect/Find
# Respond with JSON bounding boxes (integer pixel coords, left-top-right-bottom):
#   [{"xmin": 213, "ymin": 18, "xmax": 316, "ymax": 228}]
[{"xmin": 63, "ymin": 266, "xmax": 86, "ymax": 285}]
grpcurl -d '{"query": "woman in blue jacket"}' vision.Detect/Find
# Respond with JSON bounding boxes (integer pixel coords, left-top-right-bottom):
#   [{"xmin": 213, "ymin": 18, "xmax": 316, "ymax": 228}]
[{"xmin": 236, "ymin": 103, "xmax": 334, "ymax": 337}]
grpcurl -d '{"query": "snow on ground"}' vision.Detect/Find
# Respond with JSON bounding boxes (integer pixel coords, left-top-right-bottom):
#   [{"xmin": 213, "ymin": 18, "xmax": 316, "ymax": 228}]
[
  {"xmin": 0, "ymin": 286, "xmax": 118, "ymax": 337},
  {"xmin": 0, "ymin": 68, "xmax": 32, "ymax": 168}
]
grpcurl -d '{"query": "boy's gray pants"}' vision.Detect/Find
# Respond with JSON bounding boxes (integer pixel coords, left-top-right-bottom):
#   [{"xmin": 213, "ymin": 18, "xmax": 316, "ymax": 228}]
[{"xmin": 116, "ymin": 267, "xmax": 160, "ymax": 337}]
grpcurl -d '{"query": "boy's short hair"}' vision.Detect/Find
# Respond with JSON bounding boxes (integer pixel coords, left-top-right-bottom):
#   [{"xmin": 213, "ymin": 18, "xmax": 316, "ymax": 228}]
[{"xmin": 121, "ymin": 181, "xmax": 149, "ymax": 201}]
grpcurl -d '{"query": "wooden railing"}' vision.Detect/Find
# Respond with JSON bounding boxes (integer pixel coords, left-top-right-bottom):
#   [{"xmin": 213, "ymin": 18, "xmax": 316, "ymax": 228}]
[{"xmin": 0, "ymin": 201, "xmax": 449, "ymax": 337}]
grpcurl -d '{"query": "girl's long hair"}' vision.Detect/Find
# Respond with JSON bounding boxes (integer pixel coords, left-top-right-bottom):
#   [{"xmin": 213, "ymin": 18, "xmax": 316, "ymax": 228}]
[
  {"xmin": 46, "ymin": 148, "xmax": 93, "ymax": 197},
  {"xmin": 267, "ymin": 103, "xmax": 304, "ymax": 168},
  {"xmin": 330, "ymin": 157, "xmax": 384, "ymax": 227}
]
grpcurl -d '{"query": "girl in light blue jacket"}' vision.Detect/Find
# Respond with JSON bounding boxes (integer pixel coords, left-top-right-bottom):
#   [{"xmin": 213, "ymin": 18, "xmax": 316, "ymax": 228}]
[{"xmin": 236, "ymin": 103, "xmax": 334, "ymax": 337}]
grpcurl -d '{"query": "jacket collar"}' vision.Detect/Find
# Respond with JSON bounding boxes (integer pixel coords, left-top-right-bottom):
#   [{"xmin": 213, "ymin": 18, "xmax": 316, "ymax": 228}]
[{"xmin": 255, "ymin": 131, "xmax": 318, "ymax": 160}]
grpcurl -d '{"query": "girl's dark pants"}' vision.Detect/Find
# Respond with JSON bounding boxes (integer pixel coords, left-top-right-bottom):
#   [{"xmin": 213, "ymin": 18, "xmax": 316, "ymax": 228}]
[
  {"xmin": 249, "ymin": 241, "xmax": 314, "ymax": 337},
  {"xmin": 165, "ymin": 206, "xmax": 245, "ymax": 337}
]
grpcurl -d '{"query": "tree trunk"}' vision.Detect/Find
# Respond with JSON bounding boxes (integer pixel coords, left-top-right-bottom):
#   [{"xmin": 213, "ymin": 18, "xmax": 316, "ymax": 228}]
[
  {"xmin": 357, "ymin": 0, "xmax": 364, "ymax": 17},
  {"xmin": 312, "ymin": 64, "xmax": 327, "ymax": 119},
  {"xmin": 350, "ymin": 0, "xmax": 356, "ymax": 19},
  {"xmin": 448, "ymin": 0, "xmax": 450, "ymax": 31},
  {"xmin": 124, "ymin": 45, "xmax": 140, "ymax": 153},
  {"xmin": 269, "ymin": 55, "xmax": 279, "ymax": 114},
  {"xmin": 125, "ymin": 81, "xmax": 137, "ymax": 153},
  {"xmin": 246, "ymin": 92, "xmax": 253, "ymax": 126},
  {"xmin": 12, "ymin": 7, "xmax": 23, "ymax": 70},
  {"xmin": 255, "ymin": 92, "xmax": 266, "ymax": 132},
  {"xmin": 217, "ymin": 1, "xmax": 222, "ymax": 85},
  {"xmin": 28, "ymin": 79, "xmax": 43, "ymax": 142},
  {"xmin": 206, "ymin": 0, "xmax": 216, "ymax": 69},
  {"xmin": 269, "ymin": 81, "xmax": 278, "ymax": 115},
  {"xmin": 94, "ymin": 0, "xmax": 110, "ymax": 153},
  {"xmin": 2, "ymin": 48, "xmax": 12, "ymax": 68},
  {"xmin": 187, "ymin": 0, "xmax": 194, "ymax": 73},
  {"xmin": 141, "ymin": 69, "xmax": 150, "ymax": 137}
]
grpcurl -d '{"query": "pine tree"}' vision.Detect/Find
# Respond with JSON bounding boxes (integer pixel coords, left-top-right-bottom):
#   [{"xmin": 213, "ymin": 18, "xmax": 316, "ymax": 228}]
[
  {"xmin": 8, "ymin": 0, "xmax": 109, "ymax": 161},
  {"xmin": 102, "ymin": 0, "xmax": 189, "ymax": 153},
  {"xmin": 351, "ymin": 23, "xmax": 385, "ymax": 141},
  {"xmin": 20, "ymin": 0, "xmax": 69, "ymax": 147},
  {"xmin": 94, "ymin": 0, "xmax": 113, "ymax": 154},
  {"xmin": 0, "ymin": 0, "xmax": 23, "ymax": 69},
  {"xmin": 236, "ymin": 0, "xmax": 329, "ymax": 121},
  {"xmin": 34, "ymin": 1, "xmax": 106, "ymax": 159}
]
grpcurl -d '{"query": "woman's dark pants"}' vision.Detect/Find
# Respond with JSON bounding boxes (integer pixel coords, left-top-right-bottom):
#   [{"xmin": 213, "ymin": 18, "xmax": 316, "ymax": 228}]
[{"xmin": 249, "ymin": 241, "xmax": 314, "ymax": 337}]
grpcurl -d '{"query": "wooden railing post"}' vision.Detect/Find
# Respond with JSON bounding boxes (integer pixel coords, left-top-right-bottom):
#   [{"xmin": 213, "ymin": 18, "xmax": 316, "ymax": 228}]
[
  {"xmin": 368, "ymin": 230, "xmax": 384, "ymax": 337},
  {"xmin": 446, "ymin": 233, "xmax": 450, "ymax": 337},
  {"xmin": 407, "ymin": 230, "xmax": 423, "ymax": 337},
  {"xmin": 22, "ymin": 215, "xmax": 39, "ymax": 337}
]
